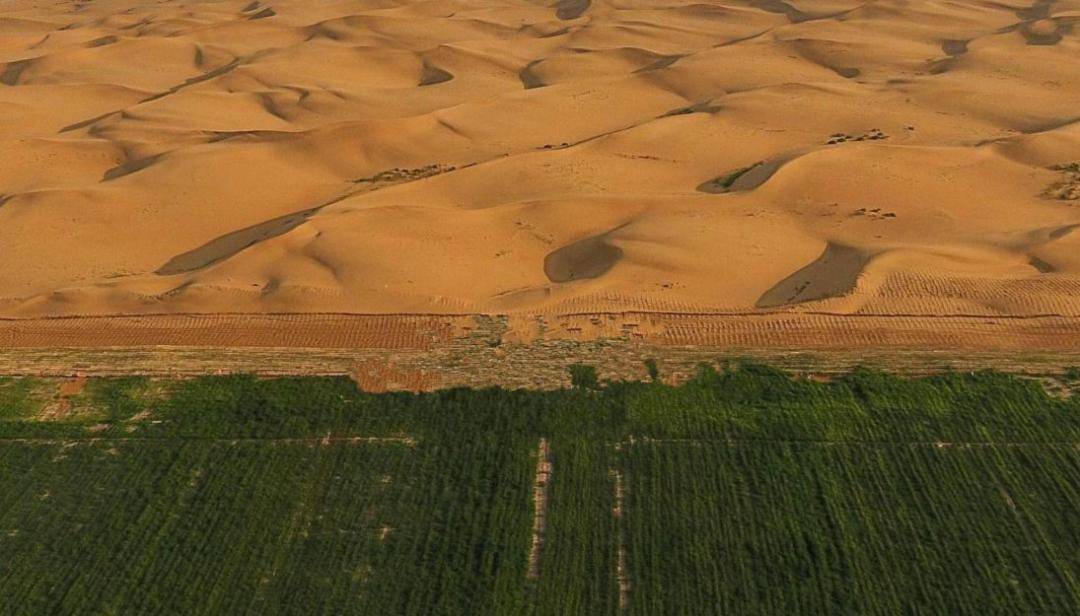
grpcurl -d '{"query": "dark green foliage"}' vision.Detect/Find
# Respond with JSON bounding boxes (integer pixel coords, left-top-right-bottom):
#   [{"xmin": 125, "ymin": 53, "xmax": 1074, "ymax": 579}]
[
  {"xmin": 569, "ymin": 364, "xmax": 600, "ymax": 390},
  {"xmin": 623, "ymin": 442, "xmax": 1079, "ymax": 615},
  {"xmin": 0, "ymin": 364, "xmax": 1076, "ymax": 614},
  {"xmin": 625, "ymin": 363, "xmax": 1079, "ymax": 442},
  {"xmin": 0, "ymin": 438, "xmax": 535, "ymax": 615},
  {"xmin": 535, "ymin": 438, "xmax": 619, "ymax": 615},
  {"xmin": 0, "ymin": 377, "xmax": 40, "ymax": 419},
  {"xmin": 77, "ymin": 376, "xmax": 160, "ymax": 420},
  {"xmin": 643, "ymin": 359, "xmax": 659, "ymax": 382}
]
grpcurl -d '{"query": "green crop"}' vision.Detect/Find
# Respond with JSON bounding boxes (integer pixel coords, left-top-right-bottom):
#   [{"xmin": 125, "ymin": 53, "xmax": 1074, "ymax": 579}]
[{"xmin": 0, "ymin": 363, "xmax": 1075, "ymax": 614}]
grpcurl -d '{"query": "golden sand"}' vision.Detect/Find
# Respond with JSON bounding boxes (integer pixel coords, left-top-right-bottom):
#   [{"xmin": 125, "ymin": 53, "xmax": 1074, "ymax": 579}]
[{"xmin": 1, "ymin": 0, "xmax": 1078, "ymax": 324}]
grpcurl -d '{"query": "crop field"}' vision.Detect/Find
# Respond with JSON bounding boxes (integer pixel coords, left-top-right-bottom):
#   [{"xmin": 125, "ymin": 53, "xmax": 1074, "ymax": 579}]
[
  {"xmin": 623, "ymin": 443, "xmax": 1078, "ymax": 614},
  {"xmin": 0, "ymin": 365, "xmax": 1077, "ymax": 614}
]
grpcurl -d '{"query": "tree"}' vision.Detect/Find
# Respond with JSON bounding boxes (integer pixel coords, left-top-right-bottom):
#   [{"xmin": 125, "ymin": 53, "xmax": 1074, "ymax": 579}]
[
  {"xmin": 569, "ymin": 364, "xmax": 599, "ymax": 390},
  {"xmin": 644, "ymin": 358, "xmax": 660, "ymax": 382}
]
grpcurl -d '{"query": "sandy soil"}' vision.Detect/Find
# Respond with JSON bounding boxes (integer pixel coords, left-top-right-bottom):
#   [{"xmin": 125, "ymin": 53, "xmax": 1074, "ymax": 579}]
[
  {"xmin": 3, "ymin": 312, "xmax": 1080, "ymax": 350},
  {"xmin": 2, "ymin": 314, "xmax": 1079, "ymax": 392},
  {"xmin": 1, "ymin": 0, "xmax": 1079, "ymax": 336}
]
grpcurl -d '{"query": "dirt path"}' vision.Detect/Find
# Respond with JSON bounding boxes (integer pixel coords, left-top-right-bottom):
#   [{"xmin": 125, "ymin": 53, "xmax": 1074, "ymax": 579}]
[
  {"xmin": 0, "ymin": 435, "xmax": 417, "ymax": 446},
  {"xmin": 630, "ymin": 438, "xmax": 1078, "ymax": 448},
  {"xmin": 612, "ymin": 466, "xmax": 630, "ymax": 612},
  {"xmin": 527, "ymin": 438, "xmax": 552, "ymax": 581}
]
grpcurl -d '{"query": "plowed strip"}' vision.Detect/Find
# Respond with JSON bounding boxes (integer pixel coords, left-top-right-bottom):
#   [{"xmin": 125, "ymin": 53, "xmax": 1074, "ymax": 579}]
[
  {"xmin": 0, "ymin": 314, "xmax": 460, "ymax": 349},
  {"xmin": 1, "ymin": 313, "xmax": 1079, "ymax": 389}
]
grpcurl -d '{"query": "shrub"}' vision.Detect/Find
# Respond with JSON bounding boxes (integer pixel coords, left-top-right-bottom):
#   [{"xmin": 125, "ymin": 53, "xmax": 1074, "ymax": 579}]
[
  {"xmin": 644, "ymin": 358, "xmax": 660, "ymax": 382},
  {"xmin": 569, "ymin": 364, "xmax": 599, "ymax": 390}
]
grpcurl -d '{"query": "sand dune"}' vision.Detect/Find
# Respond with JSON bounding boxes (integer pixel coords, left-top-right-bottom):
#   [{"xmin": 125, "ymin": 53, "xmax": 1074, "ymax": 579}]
[{"xmin": 1, "ymin": 0, "xmax": 1079, "ymax": 322}]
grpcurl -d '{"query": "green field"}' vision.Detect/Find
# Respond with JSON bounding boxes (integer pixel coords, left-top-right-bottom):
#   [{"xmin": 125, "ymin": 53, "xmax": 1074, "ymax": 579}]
[{"xmin": 0, "ymin": 365, "xmax": 1077, "ymax": 614}]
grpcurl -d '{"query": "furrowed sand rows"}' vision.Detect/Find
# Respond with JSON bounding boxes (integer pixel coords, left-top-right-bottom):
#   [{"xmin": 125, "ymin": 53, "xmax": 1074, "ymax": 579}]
[
  {"xmin": 5, "ymin": 313, "xmax": 1080, "ymax": 351},
  {"xmin": 0, "ymin": 314, "xmax": 461, "ymax": 349},
  {"xmin": 527, "ymin": 438, "xmax": 552, "ymax": 581}
]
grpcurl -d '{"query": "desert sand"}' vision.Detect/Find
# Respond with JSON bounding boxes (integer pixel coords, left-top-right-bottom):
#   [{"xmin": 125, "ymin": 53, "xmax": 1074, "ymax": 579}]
[{"xmin": 1, "ymin": 0, "xmax": 1079, "ymax": 331}]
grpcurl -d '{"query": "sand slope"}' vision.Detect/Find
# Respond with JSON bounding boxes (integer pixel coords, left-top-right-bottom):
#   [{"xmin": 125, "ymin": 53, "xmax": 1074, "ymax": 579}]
[{"xmin": 1, "ymin": 0, "xmax": 1079, "ymax": 318}]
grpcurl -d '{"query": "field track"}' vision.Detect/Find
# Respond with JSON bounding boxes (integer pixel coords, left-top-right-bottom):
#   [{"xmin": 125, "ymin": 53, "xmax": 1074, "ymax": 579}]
[{"xmin": 1, "ymin": 313, "xmax": 1079, "ymax": 389}]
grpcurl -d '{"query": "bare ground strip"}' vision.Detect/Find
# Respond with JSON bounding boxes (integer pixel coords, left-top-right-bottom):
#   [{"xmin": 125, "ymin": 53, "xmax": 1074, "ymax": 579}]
[{"xmin": 527, "ymin": 438, "xmax": 552, "ymax": 580}]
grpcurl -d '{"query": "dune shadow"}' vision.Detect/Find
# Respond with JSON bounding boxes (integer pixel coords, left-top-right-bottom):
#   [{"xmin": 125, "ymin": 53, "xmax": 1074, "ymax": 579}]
[
  {"xmin": 1015, "ymin": 1, "xmax": 1052, "ymax": 21},
  {"xmin": 1, "ymin": 59, "xmax": 30, "ymax": 86},
  {"xmin": 102, "ymin": 153, "xmax": 164, "ymax": 181},
  {"xmin": 1049, "ymin": 223, "xmax": 1078, "ymax": 240},
  {"xmin": 156, "ymin": 207, "xmax": 320, "ymax": 275},
  {"xmin": 248, "ymin": 7, "xmax": 276, "ymax": 20},
  {"xmin": 748, "ymin": 0, "xmax": 807, "ymax": 22},
  {"xmin": 140, "ymin": 58, "xmax": 241, "ymax": 105},
  {"xmin": 1029, "ymin": 256, "xmax": 1056, "ymax": 273},
  {"xmin": 544, "ymin": 233, "xmax": 623, "ymax": 283},
  {"xmin": 555, "ymin": 0, "xmax": 590, "ymax": 20},
  {"xmin": 698, "ymin": 157, "xmax": 790, "ymax": 194},
  {"xmin": 520, "ymin": 60, "xmax": 545, "ymax": 89},
  {"xmin": 157, "ymin": 163, "xmax": 458, "ymax": 275},
  {"xmin": 419, "ymin": 64, "xmax": 453, "ymax": 86},
  {"xmin": 634, "ymin": 54, "xmax": 683, "ymax": 73},
  {"xmin": 60, "ymin": 110, "xmax": 121, "ymax": 133},
  {"xmin": 1019, "ymin": 20, "xmax": 1068, "ymax": 45},
  {"xmin": 84, "ymin": 35, "xmax": 119, "ymax": 48},
  {"xmin": 928, "ymin": 58, "xmax": 953, "ymax": 75},
  {"xmin": 942, "ymin": 39, "xmax": 969, "ymax": 56},
  {"xmin": 662, "ymin": 100, "xmax": 722, "ymax": 118},
  {"xmin": 755, "ymin": 242, "xmax": 871, "ymax": 308},
  {"xmin": 747, "ymin": 0, "xmax": 846, "ymax": 23}
]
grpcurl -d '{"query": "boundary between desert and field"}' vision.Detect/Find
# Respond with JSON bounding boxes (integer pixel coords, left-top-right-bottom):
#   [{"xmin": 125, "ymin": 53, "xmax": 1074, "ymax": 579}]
[{"xmin": 1, "ymin": 312, "xmax": 1078, "ymax": 390}]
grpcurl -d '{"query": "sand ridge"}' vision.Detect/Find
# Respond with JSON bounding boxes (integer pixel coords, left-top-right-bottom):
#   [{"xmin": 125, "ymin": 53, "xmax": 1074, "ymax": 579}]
[{"xmin": 1, "ymin": 0, "xmax": 1079, "ymax": 320}]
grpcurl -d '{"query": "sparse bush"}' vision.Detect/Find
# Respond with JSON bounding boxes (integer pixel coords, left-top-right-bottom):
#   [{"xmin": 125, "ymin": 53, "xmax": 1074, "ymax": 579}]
[
  {"xmin": 569, "ymin": 364, "xmax": 599, "ymax": 390},
  {"xmin": 644, "ymin": 358, "xmax": 660, "ymax": 382}
]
